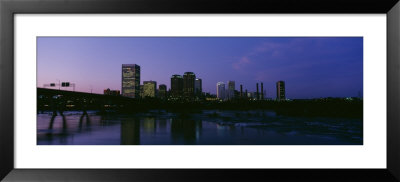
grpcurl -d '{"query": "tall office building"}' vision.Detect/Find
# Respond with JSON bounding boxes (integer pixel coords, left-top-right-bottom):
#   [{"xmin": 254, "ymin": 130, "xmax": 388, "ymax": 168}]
[
  {"xmin": 143, "ymin": 81, "xmax": 157, "ymax": 98},
  {"xmin": 122, "ymin": 64, "xmax": 140, "ymax": 98},
  {"xmin": 261, "ymin": 82, "xmax": 264, "ymax": 100},
  {"xmin": 171, "ymin": 74, "xmax": 183, "ymax": 98},
  {"xmin": 159, "ymin": 84, "xmax": 167, "ymax": 99},
  {"xmin": 216, "ymin": 82, "xmax": 225, "ymax": 100},
  {"xmin": 256, "ymin": 83, "xmax": 259, "ymax": 100},
  {"xmin": 183, "ymin": 72, "xmax": 196, "ymax": 99},
  {"xmin": 195, "ymin": 78, "xmax": 202, "ymax": 96},
  {"xmin": 234, "ymin": 90, "xmax": 240, "ymax": 99},
  {"xmin": 276, "ymin": 81, "xmax": 286, "ymax": 101},
  {"xmin": 227, "ymin": 81, "xmax": 235, "ymax": 100}
]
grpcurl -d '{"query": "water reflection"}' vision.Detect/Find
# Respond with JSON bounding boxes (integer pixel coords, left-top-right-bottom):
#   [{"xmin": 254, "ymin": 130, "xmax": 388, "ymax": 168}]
[
  {"xmin": 170, "ymin": 118, "xmax": 202, "ymax": 144},
  {"xmin": 158, "ymin": 119, "xmax": 167, "ymax": 130},
  {"xmin": 142, "ymin": 117, "xmax": 156, "ymax": 134},
  {"xmin": 78, "ymin": 112, "xmax": 91, "ymax": 132},
  {"xmin": 121, "ymin": 118, "xmax": 140, "ymax": 145},
  {"xmin": 37, "ymin": 110, "xmax": 363, "ymax": 145},
  {"xmin": 216, "ymin": 123, "xmax": 235, "ymax": 137},
  {"xmin": 45, "ymin": 114, "xmax": 69, "ymax": 144}
]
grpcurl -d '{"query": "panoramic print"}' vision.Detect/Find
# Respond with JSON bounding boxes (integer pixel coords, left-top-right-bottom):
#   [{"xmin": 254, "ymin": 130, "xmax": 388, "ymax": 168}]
[{"xmin": 37, "ymin": 37, "xmax": 363, "ymax": 145}]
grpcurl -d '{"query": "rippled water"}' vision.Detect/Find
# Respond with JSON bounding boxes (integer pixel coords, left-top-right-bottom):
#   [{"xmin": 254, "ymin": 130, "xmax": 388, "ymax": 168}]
[{"xmin": 37, "ymin": 110, "xmax": 362, "ymax": 145}]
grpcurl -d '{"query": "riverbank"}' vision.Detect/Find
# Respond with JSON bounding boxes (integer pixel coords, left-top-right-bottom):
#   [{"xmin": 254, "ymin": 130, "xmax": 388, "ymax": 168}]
[{"xmin": 38, "ymin": 99, "xmax": 363, "ymax": 119}]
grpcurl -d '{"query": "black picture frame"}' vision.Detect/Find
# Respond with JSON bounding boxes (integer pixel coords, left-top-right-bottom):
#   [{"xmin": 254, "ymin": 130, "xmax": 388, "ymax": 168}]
[{"xmin": 1, "ymin": 0, "xmax": 400, "ymax": 181}]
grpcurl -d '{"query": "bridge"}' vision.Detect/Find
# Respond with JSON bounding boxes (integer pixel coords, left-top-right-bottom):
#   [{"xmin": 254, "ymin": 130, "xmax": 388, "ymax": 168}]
[{"xmin": 37, "ymin": 88, "xmax": 134, "ymax": 116}]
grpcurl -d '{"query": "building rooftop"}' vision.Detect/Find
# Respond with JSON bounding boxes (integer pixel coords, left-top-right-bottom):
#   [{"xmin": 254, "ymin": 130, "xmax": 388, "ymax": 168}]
[
  {"xmin": 171, "ymin": 75, "xmax": 182, "ymax": 78},
  {"xmin": 122, "ymin": 64, "xmax": 140, "ymax": 67},
  {"xmin": 184, "ymin": 72, "xmax": 195, "ymax": 75}
]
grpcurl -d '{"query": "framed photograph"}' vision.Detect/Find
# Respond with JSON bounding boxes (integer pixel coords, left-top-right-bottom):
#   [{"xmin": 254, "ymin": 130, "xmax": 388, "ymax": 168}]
[{"xmin": 1, "ymin": 0, "xmax": 400, "ymax": 181}]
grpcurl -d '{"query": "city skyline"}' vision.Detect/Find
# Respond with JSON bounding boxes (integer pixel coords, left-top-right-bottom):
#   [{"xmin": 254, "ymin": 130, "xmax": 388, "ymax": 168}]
[{"xmin": 37, "ymin": 37, "xmax": 363, "ymax": 99}]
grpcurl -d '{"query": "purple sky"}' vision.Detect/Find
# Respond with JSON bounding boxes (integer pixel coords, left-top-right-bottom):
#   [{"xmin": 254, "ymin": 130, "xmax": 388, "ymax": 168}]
[{"xmin": 37, "ymin": 37, "xmax": 363, "ymax": 99}]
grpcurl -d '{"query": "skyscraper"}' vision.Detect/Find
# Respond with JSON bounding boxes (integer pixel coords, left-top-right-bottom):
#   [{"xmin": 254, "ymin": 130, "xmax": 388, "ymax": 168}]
[
  {"xmin": 276, "ymin": 81, "xmax": 286, "ymax": 101},
  {"xmin": 195, "ymin": 78, "xmax": 202, "ymax": 96},
  {"xmin": 159, "ymin": 84, "xmax": 167, "ymax": 99},
  {"xmin": 171, "ymin": 74, "xmax": 183, "ymax": 98},
  {"xmin": 217, "ymin": 82, "xmax": 225, "ymax": 100},
  {"xmin": 143, "ymin": 81, "xmax": 157, "ymax": 98},
  {"xmin": 183, "ymin": 72, "xmax": 196, "ymax": 99},
  {"xmin": 122, "ymin": 64, "xmax": 140, "ymax": 98},
  {"xmin": 256, "ymin": 83, "xmax": 259, "ymax": 100},
  {"xmin": 227, "ymin": 81, "xmax": 235, "ymax": 100},
  {"xmin": 261, "ymin": 82, "xmax": 264, "ymax": 100}
]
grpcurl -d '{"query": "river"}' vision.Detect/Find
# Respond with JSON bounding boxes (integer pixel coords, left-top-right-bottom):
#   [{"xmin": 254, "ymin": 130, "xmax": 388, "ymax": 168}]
[{"xmin": 37, "ymin": 110, "xmax": 362, "ymax": 145}]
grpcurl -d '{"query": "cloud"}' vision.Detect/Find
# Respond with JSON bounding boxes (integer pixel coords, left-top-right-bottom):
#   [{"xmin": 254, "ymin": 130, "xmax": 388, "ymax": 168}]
[
  {"xmin": 232, "ymin": 56, "xmax": 251, "ymax": 70},
  {"xmin": 251, "ymin": 42, "xmax": 283, "ymax": 55},
  {"xmin": 232, "ymin": 38, "xmax": 360, "ymax": 76},
  {"xmin": 255, "ymin": 71, "xmax": 269, "ymax": 81}
]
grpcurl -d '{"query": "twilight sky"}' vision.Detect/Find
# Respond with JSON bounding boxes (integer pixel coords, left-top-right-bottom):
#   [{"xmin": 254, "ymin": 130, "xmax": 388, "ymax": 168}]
[{"xmin": 37, "ymin": 37, "xmax": 363, "ymax": 99}]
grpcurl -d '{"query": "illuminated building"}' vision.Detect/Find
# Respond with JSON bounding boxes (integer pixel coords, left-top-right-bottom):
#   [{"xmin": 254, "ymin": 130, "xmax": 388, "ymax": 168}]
[
  {"xmin": 276, "ymin": 81, "xmax": 286, "ymax": 101},
  {"xmin": 121, "ymin": 64, "xmax": 140, "ymax": 98},
  {"xmin": 183, "ymin": 72, "xmax": 196, "ymax": 99},
  {"xmin": 103, "ymin": 88, "xmax": 120, "ymax": 96},
  {"xmin": 143, "ymin": 81, "xmax": 157, "ymax": 98},
  {"xmin": 217, "ymin": 82, "xmax": 225, "ymax": 100},
  {"xmin": 205, "ymin": 97, "xmax": 219, "ymax": 101},
  {"xmin": 195, "ymin": 78, "xmax": 202, "ymax": 96},
  {"xmin": 247, "ymin": 92, "xmax": 253, "ymax": 99},
  {"xmin": 171, "ymin": 74, "xmax": 183, "ymax": 98}
]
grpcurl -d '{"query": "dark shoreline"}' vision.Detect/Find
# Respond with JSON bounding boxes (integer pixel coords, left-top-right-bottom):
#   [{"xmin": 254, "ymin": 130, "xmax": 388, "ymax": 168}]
[{"xmin": 38, "ymin": 98, "xmax": 363, "ymax": 119}]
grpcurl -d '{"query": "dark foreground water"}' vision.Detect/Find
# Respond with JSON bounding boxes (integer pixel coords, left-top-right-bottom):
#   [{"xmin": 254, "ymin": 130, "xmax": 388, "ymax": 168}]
[{"xmin": 37, "ymin": 110, "xmax": 362, "ymax": 145}]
